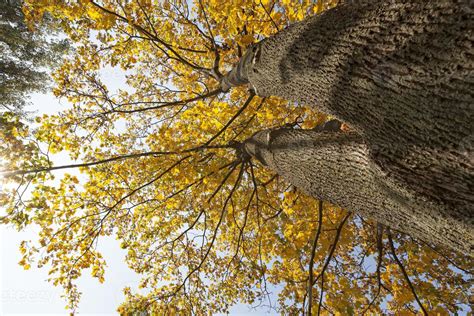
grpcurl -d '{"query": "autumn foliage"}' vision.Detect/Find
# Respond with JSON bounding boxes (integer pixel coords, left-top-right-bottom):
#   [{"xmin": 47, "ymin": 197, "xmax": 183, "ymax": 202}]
[{"xmin": 1, "ymin": 0, "xmax": 472, "ymax": 314}]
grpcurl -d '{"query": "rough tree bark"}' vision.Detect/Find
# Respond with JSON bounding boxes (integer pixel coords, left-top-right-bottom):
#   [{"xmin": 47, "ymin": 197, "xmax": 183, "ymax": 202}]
[{"xmin": 223, "ymin": 0, "xmax": 474, "ymax": 254}]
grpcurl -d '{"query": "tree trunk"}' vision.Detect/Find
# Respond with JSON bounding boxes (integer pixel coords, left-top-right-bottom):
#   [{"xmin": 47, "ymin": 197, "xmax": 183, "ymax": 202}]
[
  {"xmin": 243, "ymin": 127, "xmax": 473, "ymax": 255},
  {"xmin": 229, "ymin": 0, "xmax": 474, "ymax": 254}
]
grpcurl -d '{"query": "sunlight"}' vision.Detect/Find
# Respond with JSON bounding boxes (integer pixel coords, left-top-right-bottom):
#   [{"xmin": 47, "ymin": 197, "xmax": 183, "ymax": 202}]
[{"xmin": 0, "ymin": 157, "xmax": 7, "ymax": 181}]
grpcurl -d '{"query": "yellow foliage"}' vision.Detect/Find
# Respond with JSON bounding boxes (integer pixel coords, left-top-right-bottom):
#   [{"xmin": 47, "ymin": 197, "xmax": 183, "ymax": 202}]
[{"xmin": 0, "ymin": 0, "xmax": 469, "ymax": 315}]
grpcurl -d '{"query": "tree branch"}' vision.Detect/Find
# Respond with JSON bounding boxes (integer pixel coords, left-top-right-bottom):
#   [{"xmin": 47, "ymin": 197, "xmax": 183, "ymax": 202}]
[
  {"xmin": 204, "ymin": 91, "xmax": 256, "ymax": 145},
  {"xmin": 103, "ymin": 88, "xmax": 222, "ymax": 115},
  {"xmin": 1, "ymin": 144, "xmax": 231, "ymax": 177},
  {"xmin": 312, "ymin": 212, "xmax": 351, "ymax": 315},
  {"xmin": 362, "ymin": 223, "xmax": 386, "ymax": 315},
  {"xmin": 156, "ymin": 162, "xmax": 244, "ymax": 301},
  {"xmin": 307, "ymin": 200, "xmax": 324, "ymax": 316},
  {"xmin": 387, "ymin": 229, "xmax": 428, "ymax": 316},
  {"xmin": 89, "ymin": 1, "xmax": 207, "ymax": 71}
]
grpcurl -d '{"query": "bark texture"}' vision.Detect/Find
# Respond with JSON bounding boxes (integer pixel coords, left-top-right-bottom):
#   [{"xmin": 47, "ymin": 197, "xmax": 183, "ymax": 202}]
[
  {"xmin": 237, "ymin": 0, "xmax": 474, "ymax": 254},
  {"xmin": 244, "ymin": 127, "xmax": 473, "ymax": 255}
]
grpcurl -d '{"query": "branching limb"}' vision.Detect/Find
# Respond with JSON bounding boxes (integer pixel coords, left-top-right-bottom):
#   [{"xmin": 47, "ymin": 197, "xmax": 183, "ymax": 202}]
[
  {"xmin": 90, "ymin": 1, "xmax": 208, "ymax": 71},
  {"xmin": 307, "ymin": 200, "xmax": 324, "ymax": 316},
  {"xmin": 259, "ymin": 0, "xmax": 279, "ymax": 32},
  {"xmin": 362, "ymin": 223, "xmax": 387, "ymax": 315},
  {"xmin": 1, "ymin": 144, "xmax": 231, "ymax": 177},
  {"xmin": 387, "ymin": 229, "xmax": 428, "ymax": 316},
  {"xmin": 197, "ymin": 0, "xmax": 222, "ymax": 80},
  {"xmin": 101, "ymin": 88, "xmax": 223, "ymax": 115},
  {"xmin": 312, "ymin": 212, "xmax": 351, "ymax": 315},
  {"xmin": 204, "ymin": 91, "xmax": 256, "ymax": 146},
  {"xmin": 155, "ymin": 162, "xmax": 245, "ymax": 302}
]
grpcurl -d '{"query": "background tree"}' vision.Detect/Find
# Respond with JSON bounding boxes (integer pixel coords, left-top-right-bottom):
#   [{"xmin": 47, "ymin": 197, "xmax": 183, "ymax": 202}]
[
  {"xmin": 0, "ymin": 0, "xmax": 69, "ymax": 210},
  {"xmin": 1, "ymin": 0, "xmax": 472, "ymax": 314},
  {"xmin": 0, "ymin": 0, "xmax": 68, "ymax": 114}
]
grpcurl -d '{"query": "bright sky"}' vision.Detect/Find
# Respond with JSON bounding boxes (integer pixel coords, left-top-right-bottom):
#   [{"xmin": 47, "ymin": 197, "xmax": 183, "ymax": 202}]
[
  {"xmin": 0, "ymin": 68, "xmax": 279, "ymax": 315},
  {"xmin": 0, "ymin": 86, "xmax": 143, "ymax": 315}
]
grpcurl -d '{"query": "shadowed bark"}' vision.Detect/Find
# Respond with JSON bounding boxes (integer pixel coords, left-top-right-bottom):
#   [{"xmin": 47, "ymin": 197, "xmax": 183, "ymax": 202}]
[{"xmin": 231, "ymin": 0, "xmax": 473, "ymax": 255}]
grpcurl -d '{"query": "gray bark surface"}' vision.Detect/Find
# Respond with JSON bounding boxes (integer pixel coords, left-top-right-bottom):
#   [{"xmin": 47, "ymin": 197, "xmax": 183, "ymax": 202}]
[
  {"xmin": 237, "ymin": 0, "xmax": 474, "ymax": 254},
  {"xmin": 244, "ymin": 128, "xmax": 473, "ymax": 255}
]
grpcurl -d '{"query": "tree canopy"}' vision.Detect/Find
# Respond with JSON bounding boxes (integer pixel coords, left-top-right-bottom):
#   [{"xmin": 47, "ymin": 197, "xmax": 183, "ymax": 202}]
[
  {"xmin": 0, "ymin": 0, "xmax": 68, "ymax": 114},
  {"xmin": 1, "ymin": 0, "xmax": 472, "ymax": 314}
]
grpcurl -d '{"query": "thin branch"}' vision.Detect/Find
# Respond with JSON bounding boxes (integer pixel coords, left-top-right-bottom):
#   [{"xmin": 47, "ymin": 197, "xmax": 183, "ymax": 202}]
[
  {"xmin": 387, "ymin": 229, "xmax": 428, "ymax": 316},
  {"xmin": 1, "ymin": 144, "xmax": 232, "ymax": 177},
  {"xmin": 312, "ymin": 213, "xmax": 351, "ymax": 315},
  {"xmin": 103, "ymin": 88, "xmax": 222, "ymax": 115},
  {"xmin": 313, "ymin": 213, "xmax": 351, "ymax": 315},
  {"xmin": 307, "ymin": 200, "xmax": 324, "ymax": 316},
  {"xmin": 197, "ymin": 0, "xmax": 222, "ymax": 79},
  {"xmin": 259, "ymin": 0, "xmax": 280, "ymax": 32},
  {"xmin": 140, "ymin": 160, "xmax": 238, "ymax": 259},
  {"xmin": 204, "ymin": 91, "xmax": 256, "ymax": 145},
  {"xmin": 416, "ymin": 239, "xmax": 473, "ymax": 275},
  {"xmin": 89, "ymin": 1, "xmax": 207, "ymax": 71},
  {"xmin": 157, "ymin": 162, "xmax": 244, "ymax": 301},
  {"xmin": 312, "ymin": 213, "xmax": 351, "ymax": 285},
  {"xmin": 231, "ymin": 97, "xmax": 266, "ymax": 141},
  {"xmin": 225, "ymin": 162, "xmax": 255, "ymax": 270},
  {"xmin": 362, "ymin": 223, "xmax": 386, "ymax": 315},
  {"xmin": 136, "ymin": 1, "xmax": 205, "ymax": 53}
]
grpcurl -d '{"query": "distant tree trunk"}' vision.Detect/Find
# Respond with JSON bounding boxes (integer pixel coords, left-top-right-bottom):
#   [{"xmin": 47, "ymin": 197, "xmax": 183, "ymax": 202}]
[{"xmin": 227, "ymin": 0, "xmax": 474, "ymax": 254}]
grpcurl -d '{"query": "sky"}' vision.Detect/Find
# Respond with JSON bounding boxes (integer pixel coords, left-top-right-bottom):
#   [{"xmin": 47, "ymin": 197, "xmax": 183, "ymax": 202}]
[
  {"xmin": 0, "ymin": 87, "xmax": 141, "ymax": 315},
  {"xmin": 0, "ymin": 69, "xmax": 280, "ymax": 315}
]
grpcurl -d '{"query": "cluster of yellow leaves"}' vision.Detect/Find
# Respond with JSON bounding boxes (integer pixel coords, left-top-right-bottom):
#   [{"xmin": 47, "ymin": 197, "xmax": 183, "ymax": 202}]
[{"xmin": 1, "ymin": 0, "xmax": 470, "ymax": 314}]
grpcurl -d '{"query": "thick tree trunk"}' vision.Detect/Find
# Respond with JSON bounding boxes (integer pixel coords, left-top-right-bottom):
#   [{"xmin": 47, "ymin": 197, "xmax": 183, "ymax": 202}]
[
  {"xmin": 229, "ymin": 0, "xmax": 474, "ymax": 254},
  {"xmin": 243, "ymin": 127, "xmax": 473, "ymax": 255}
]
